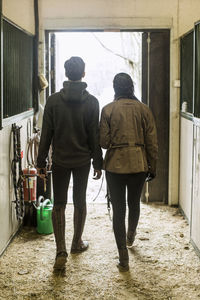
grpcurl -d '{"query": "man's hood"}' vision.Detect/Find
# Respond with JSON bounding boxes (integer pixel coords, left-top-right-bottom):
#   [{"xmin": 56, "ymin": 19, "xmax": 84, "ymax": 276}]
[{"xmin": 60, "ymin": 81, "xmax": 88, "ymax": 103}]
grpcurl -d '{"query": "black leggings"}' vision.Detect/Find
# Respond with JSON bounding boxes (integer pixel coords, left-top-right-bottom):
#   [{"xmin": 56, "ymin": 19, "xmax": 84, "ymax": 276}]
[
  {"xmin": 106, "ymin": 171, "xmax": 146, "ymax": 249},
  {"xmin": 52, "ymin": 163, "xmax": 91, "ymax": 208}
]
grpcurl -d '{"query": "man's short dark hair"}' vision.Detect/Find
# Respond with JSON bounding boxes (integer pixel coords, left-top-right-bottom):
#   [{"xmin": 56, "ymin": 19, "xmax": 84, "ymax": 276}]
[{"xmin": 64, "ymin": 56, "xmax": 85, "ymax": 81}]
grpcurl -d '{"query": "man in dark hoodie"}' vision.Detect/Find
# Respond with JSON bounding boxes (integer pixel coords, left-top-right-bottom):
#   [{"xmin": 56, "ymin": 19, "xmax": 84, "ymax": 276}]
[{"xmin": 37, "ymin": 56, "xmax": 102, "ymax": 270}]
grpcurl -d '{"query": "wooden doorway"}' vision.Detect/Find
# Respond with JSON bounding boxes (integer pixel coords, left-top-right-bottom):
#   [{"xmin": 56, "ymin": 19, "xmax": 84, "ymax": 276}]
[
  {"xmin": 45, "ymin": 29, "xmax": 170, "ymax": 204},
  {"xmin": 141, "ymin": 30, "xmax": 170, "ymax": 203}
]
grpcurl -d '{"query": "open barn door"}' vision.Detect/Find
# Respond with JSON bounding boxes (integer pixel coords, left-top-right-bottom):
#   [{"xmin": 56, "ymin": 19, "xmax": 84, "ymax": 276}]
[{"xmin": 141, "ymin": 31, "xmax": 170, "ymax": 203}]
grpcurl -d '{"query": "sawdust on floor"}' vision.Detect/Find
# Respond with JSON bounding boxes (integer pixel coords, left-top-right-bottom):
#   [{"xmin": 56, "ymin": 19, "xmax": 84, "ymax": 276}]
[{"xmin": 0, "ymin": 174, "xmax": 200, "ymax": 300}]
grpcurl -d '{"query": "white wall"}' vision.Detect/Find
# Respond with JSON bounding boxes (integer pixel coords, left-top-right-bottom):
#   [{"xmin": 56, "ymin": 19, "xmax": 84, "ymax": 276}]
[
  {"xmin": 179, "ymin": 0, "xmax": 200, "ymax": 36},
  {"xmin": 191, "ymin": 123, "xmax": 200, "ymax": 250},
  {"xmin": 38, "ymin": 0, "xmax": 200, "ymax": 206},
  {"xmin": 0, "ymin": 0, "xmax": 35, "ymax": 255},
  {"xmin": 179, "ymin": 117, "xmax": 193, "ymax": 222},
  {"xmin": 0, "ymin": 119, "xmax": 33, "ymax": 254},
  {"xmin": 3, "ymin": 0, "xmax": 35, "ymax": 34},
  {"xmin": 40, "ymin": 0, "xmax": 176, "ymax": 20}
]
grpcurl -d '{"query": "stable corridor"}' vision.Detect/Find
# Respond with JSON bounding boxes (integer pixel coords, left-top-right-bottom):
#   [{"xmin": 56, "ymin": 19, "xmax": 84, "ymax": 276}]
[{"xmin": 0, "ymin": 200, "xmax": 200, "ymax": 300}]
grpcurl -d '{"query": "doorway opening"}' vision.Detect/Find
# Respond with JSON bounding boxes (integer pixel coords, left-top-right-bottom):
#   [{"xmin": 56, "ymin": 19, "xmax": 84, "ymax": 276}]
[
  {"xmin": 45, "ymin": 29, "xmax": 170, "ymax": 204},
  {"xmin": 50, "ymin": 31, "xmax": 143, "ymax": 203},
  {"xmin": 55, "ymin": 32, "xmax": 142, "ymax": 109}
]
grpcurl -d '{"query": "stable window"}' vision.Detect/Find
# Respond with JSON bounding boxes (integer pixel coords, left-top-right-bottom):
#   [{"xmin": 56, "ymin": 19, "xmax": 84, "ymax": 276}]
[
  {"xmin": 1, "ymin": 19, "xmax": 34, "ymax": 127},
  {"xmin": 194, "ymin": 21, "xmax": 200, "ymax": 118},
  {"xmin": 180, "ymin": 30, "xmax": 194, "ymax": 115}
]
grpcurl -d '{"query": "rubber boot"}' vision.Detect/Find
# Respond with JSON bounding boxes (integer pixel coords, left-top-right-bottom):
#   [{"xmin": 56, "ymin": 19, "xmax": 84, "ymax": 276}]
[
  {"xmin": 52, "ymin": 205, "xmax": 68, "ymax": 270},
  {"xmin": 71, "ymin": 205, "xmax": 89, "ymax": 254},
  {"xmin": 117, "ymin": 248, "xmax": 129, "ymax": 272}
]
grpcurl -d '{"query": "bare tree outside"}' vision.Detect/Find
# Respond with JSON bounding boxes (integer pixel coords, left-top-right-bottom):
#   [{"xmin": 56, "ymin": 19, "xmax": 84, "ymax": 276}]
[
  {"xmin": 55, "ymin": 32, "xmax": 142, "ymax": 109},
  {"xmin": 92, "ymin": 32, "xmax": 142, "ymax": 99}
]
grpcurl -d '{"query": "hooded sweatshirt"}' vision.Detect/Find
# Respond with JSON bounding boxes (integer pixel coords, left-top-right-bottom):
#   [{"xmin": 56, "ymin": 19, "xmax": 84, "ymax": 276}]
[{"xmin": 37, "ymin": 81, "xmax": 103, "ymax": 170}]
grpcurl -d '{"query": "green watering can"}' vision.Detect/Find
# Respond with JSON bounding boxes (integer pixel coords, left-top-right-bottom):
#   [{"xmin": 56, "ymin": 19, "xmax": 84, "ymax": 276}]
[{"xmin": 36, "ymin": 196, "xmax": 53, "ymax": 234}]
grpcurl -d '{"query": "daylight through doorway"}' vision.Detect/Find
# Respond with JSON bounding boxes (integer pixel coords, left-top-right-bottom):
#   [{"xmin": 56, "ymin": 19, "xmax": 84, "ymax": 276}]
[
  {"xmin": 53, "ymin": 31, "xmax": 142, "ymax": 203},
  {"xmin": 55, "ymin": 32, "xmax": 142, "ymax": 109}
]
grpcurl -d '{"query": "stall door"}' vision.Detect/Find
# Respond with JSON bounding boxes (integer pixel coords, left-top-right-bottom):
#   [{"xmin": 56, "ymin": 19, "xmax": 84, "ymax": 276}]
[{"xmin": 142, "ymin": 31, "xmax": 170, "ymax": 203}]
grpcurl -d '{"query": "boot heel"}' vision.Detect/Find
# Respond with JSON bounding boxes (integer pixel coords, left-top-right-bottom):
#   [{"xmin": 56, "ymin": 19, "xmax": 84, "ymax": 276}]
[
  {"xmin": 117, "ymin": 263, "xmax": 129, "ymax": 272},
  {"xmin": 118, "ymin": 248, "xmax": 129, "ymax": 272},
  {"xmin": 53, "ymin": 252, "xmax": 68, "ymax": 270}
]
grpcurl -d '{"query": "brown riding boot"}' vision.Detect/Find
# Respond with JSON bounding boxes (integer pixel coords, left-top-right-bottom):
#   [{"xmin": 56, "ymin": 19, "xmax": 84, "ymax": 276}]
[
  {"xmin": 117, "ymin": 248, "xmax": 129, "ymax": 272},
  {"xmin": 52, "ymin": 205, "xmax": 68, "ymax": 269},
  {"xmin": 71, "ymin": 205, "xmax": 89, "ymax": 254}
]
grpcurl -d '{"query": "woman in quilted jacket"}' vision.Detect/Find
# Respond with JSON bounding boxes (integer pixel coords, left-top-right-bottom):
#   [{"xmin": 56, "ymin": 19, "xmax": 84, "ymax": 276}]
[{"xmin": 100, "ymin": 73, "xmax": 158, "ymax": 272}]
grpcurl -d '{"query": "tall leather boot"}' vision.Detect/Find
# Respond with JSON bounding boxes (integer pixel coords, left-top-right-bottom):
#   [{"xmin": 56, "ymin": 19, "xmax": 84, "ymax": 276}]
[
  {"xmin": 71, "ymin": 205, "xmax": 89, "ymax": 254},
  {"xmin": 52, "ymin": 205, "xmax": 68, "ymax": 270},
  {"xmin": 117, "ymin": 248, "xmax": 129, "ymax": 272}
]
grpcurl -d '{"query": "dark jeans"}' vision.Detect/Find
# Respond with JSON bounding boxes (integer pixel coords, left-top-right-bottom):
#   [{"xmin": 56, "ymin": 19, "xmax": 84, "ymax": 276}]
[
  {"xmin": 52, "ymin": 163, "xmax": 91, "ymax": 208},
  {"xmin": 106, "ymin": 171, "xmax": 146, "ymax": 249}
]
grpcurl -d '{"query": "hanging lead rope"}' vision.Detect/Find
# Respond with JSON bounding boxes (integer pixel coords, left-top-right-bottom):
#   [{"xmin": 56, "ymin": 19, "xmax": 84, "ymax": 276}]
[
  {"xmin": 102, "ymin": 149, "xmax": 113, "ymax": 221},
  {"xmin": 91, "ymin": 171, "xmax": 112, "ymax": 221},
  {"xmin": 11, "ymin": 124, "xmax": 24, "ymax": 220},
  {"xmin": 92, "ymin": 171, "xmax": 104, "ymax": 202},
  {"xmin": 105, "ymin": 185, "xmax": 112, "ymax": 221}
]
